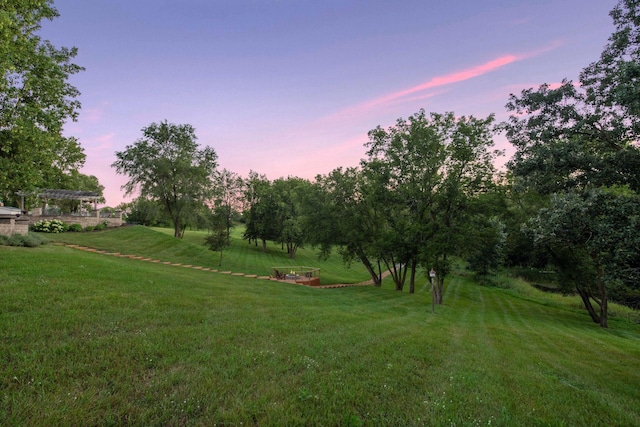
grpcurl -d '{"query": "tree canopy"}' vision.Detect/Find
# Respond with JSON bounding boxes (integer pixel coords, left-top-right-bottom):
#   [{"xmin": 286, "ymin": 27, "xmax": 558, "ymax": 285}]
[
  {"xmin": 503, "ymin": 0, "xmax": 640, "ymax": 327},
  {"xmin": 112, "ymin": 121, "xmax": 218, "ymax": 238},
  {"xmin": 0, "ymin": 0, "xmax": 86, "ymax": 205},
  {"xmin": 361, "ymin": 110, "xmax": 501, "ymax": 297}
]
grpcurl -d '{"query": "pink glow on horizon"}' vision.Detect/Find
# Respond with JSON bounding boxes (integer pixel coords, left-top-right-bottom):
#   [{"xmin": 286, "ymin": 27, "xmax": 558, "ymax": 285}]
[{"xmin": 84, "ymin": 133, "xmax": 115, "ymax": 152}]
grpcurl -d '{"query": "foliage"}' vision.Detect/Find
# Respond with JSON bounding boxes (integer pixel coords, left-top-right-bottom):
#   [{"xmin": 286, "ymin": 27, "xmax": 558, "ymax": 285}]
[
  {"xmin": 93, "ymin": 221, "xmax": 107, "ymax": 231},
  {"xmin": 242, "ymin": 171, "xmax": 282, "ymax": 251},
  {"xmin": 581, "ymin": 0, "xmax": 640, "ymax": 128},
  {"xmin": 67, "ymin": 223, "xmax": 82, "ymax": 232},
  {"xmin": 112, "ymin": 121, "xmax": 218, "ymax": 238},
  {"xmin": 30, "ymin": 219, "xmax": 67, "ymax": 233},
  {"xmin": 465, "ymin": 216, "xmax": 507, "ymax": 275},
  {"xmin": 360, "ymin": 109, "xmax": 501, "ymax": 297},
  {"xmin": 503, "ymin": 0, "xmax": 640, "ymax": 326},
  {"xmin": 525, "ymin": 189, "xmax": 640, "ymax": 326},
  {"xmin": 0, "ymin": 0, "xmax": 86, "ymax": 205},
  {"xmin": 0, "ymin": 232, "xmax": 47, "ymax": 247},
  {"xmin": 272, "ymin": 177, "xmax": 312, "ymax": 259},
  {"xmin": 311, "ymin": 167, "xmax": 386, "ymax": 286},
  {"xmin": 54, "ymin": 171, "xmax": 106, "ymax": 213},
  {"xmin": 212, "ymin": 168, "xmax": 244, "ymax": 245},
  {"xmin": 120, "ymin": 196, "xmax": 163, "ymax": 226},
  {"xmin": 205, "ymin": 206, "xmax": 231, "ymax": 266}
]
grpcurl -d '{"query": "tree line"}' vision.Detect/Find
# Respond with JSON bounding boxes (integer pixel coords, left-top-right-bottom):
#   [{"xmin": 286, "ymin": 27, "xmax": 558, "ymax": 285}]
[{"xmin": 3, "ymin": 0, "xmax": 639, "ymax": 327}]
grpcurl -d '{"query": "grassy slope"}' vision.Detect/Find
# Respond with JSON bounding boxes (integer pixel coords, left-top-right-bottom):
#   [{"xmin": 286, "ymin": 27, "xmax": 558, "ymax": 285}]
[
  {"xmin": 2, "ymin": 228, "xmax": 639, "ymax": 426},
  {"xmin": 44, "ymin": 225, "xmax": 374, "ymax": 285}
]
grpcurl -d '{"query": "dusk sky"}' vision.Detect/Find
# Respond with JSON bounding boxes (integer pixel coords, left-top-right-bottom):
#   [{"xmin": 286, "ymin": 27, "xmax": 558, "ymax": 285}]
[{"xmin": 40, "ymin": 0, "xmax": 615, "ymax": 207}]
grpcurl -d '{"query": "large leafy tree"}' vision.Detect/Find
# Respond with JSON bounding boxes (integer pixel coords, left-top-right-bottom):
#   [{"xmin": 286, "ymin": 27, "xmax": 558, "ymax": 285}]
[
  {"xmin": 527, "ymin": 189, "xmax": 640, "ymax": 327},
  {"xmin": 0, "ymin": 0, "xmax": 86, "ymax": 204},
  {"xmin": 503, "ymin": 0, "xmax": 640, "ymax": 326},
  {"xmin": 311, "ymin": 167, "xmax": 386, "ymax": 286},
  {"xmin": 242, "ymin": 171, "xmax": 281, "ymax": 252},
  {"xmin": 363, "ymin": 110, "xmax": 500, "ymax": 298},
  {"xmin": 242, "ymin": 174, "xmax": 312, "ymax": 259},
  {"xmin": 119, "ymin": 196, "xmax": 162, "ymax": 227},
  {"xmin": 112, "ymin": 121, "xmax": 218, "ymax": 238},
  {"xmin": 212, "ymin": 168, "xmax": 244, "ymax": 244},
  {"xmin": 272, "ymin": 177, "xmax": 310, "ymax": 259}
]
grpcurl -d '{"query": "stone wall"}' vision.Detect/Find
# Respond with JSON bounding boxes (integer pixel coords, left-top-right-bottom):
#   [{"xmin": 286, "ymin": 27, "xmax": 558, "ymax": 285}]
[
  {"xmin": 0, "ymin": 216, "xmax": 29, "ymax": 236},
  {"xmin": 26, "ymin": 210, "xmax": 124, "ymax": 229}
]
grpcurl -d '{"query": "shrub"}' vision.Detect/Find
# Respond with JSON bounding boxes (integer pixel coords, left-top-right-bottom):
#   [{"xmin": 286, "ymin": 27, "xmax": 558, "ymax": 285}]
[
  {"xmin": 93, "ymin": 221, "xmax": 107, "ymax": 231},
  {"xmin": 30, "ymin": 219, "xmax": 68, "ymax": 233},
  {"xmin": 68, "ymin": 223, "xmax": 83, "ymax": 232},
  {"xmin": 84, "ymin": 225, "xmax": 95, "ymax": 232},
  {"xmin": 0, "ymin": 233, "xmax": 48, "ymax": 247}
]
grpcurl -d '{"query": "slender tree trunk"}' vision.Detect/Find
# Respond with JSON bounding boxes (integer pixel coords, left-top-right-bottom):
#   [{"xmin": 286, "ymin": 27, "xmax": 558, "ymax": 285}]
[
  {"xmin": 288, "ymin": 242, "xmax": 298, "ymax": 259},
  {"xmin": 598, "ymin": 274, "xmax": 608, "ymax": 328},
  {"xmin": 409, "ymin": 259, "xmax": 417, "ymax": 294},
  {"xmin": 433, "ymin": 276, "xmax": 444, "ymax": 304},
  {"xmin": 355, "ymin": 248, "xmax": 382, "ymax": 286},
  {"xmin": 261, "ymin": 238, "xmax": 267, "ymax": 252},
  {"xmin": 226, "ymin": 205, "xmax": 231, "ymax": 245},
  {"xmin": 576, "ymin": 286, "xmax": 601, "ymax": 324},
  {"xmin": 383, "ymin": 257, "xmax": 406, "ymax": 291}
]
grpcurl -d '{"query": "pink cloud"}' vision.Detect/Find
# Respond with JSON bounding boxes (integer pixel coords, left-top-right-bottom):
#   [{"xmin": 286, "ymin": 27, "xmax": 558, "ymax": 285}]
[
  {"xmin": 331, "ymin": 54, "xmax": 522, "ymax": 120},
  {"xmin": 369, "ymin": 55, "xmax": 521, "ymax": 108},
  {"xmin": 328, "ymin": 42, "xmax": 565, "ymax": 122}
]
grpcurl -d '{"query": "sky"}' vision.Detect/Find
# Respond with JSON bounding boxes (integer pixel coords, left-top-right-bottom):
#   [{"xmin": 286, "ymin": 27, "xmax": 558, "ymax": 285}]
[{"xmin": 39, "ymin": 0, "xmax": 616, "ymax": 207}]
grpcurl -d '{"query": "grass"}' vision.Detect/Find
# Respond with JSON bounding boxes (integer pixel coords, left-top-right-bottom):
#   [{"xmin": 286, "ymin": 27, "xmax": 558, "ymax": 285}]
[
  {"xmin": 2, "ymin": 226, "xmax": 640, "ymax": 426},
  {"xmin": 44, "ymin": 225, "xmax": 373, "ymax": 285}
]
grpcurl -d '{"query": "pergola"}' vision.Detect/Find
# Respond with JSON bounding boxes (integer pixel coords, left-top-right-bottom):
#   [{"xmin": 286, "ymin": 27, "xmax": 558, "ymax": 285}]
[
  {"xmin": 16, "ymin": 189, "xmax": 101, "ymax": 211},
  {"xmin": 39, "ymin": 189, "xmax": 101, "ymax": 211}
]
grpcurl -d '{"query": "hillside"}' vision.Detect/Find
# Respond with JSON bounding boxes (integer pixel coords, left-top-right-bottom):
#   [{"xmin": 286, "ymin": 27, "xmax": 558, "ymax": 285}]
[
  {"xmin": 1, "ymin": 227, "xmax": 639, "ymax": 426},
  {"xmin": 43, "ymin": 225, "xmax": 373, "ymax": 286}
]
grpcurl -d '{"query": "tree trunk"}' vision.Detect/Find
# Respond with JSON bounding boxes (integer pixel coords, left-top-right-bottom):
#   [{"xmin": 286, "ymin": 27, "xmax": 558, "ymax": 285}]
[
  {"xmin": 435, "ymin": 276, "xmax": 444, "ymax": 304},
  {"xmin": 261, "ymin": 239, "xmax": 267, "ymax": 252},
  {"xmin": 226, "ymin": 206, "xmax": 232, "ymax": 245},
  {"xmin": 288, "ymin": 242, "xmax": 298, "ymax": 259},
  {"xmin": 576, "ymin": 285, "xmax": 601, "ymax": 325},
  {"xmin": 598, "ymin": 274, "xmax": 608, "ymax": 328},
  {"xmin": 383, "ymin": 258, "xmax": 406, "ymax": 291},
  {"xmin": 173, "ymin": 221, "xmax": 182, "ymax": 238},
  {"xmin": 355, "ymin": 248, "xmax": 382, "ymax": 286},
  {"xmin": 409, "ymin": 260, "xmax": 417, "ymax": 294}
]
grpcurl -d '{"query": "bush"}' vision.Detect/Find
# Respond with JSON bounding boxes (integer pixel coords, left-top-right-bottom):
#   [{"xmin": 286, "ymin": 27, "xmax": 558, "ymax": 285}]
[
  {"xmin": 93, "ymin": 221, "xmax": 107, "ymax": 231},
  {"xmin": 68, "ymin": 223, "xmax": 83, "ymax": 232},
  {"xmin": 30, "ymin": 219, "xmax": 68, "ymax": 233},
  {"xmin": 84, "ymin": 225, "xmax": 95, "ymax": 232},
  {"xmin": 0, "ymin": 233, "xmax": 48, "ymax": 247}
]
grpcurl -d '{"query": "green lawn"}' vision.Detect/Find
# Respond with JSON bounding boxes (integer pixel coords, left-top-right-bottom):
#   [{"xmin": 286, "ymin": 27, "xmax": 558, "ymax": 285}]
[
  {"xmin": 1, "ymin": 227, "xmax": 639, "ymax": 426},
  {"xmin": 44, "ymin": 225, "xmax": 375, "ymax": 285}
]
